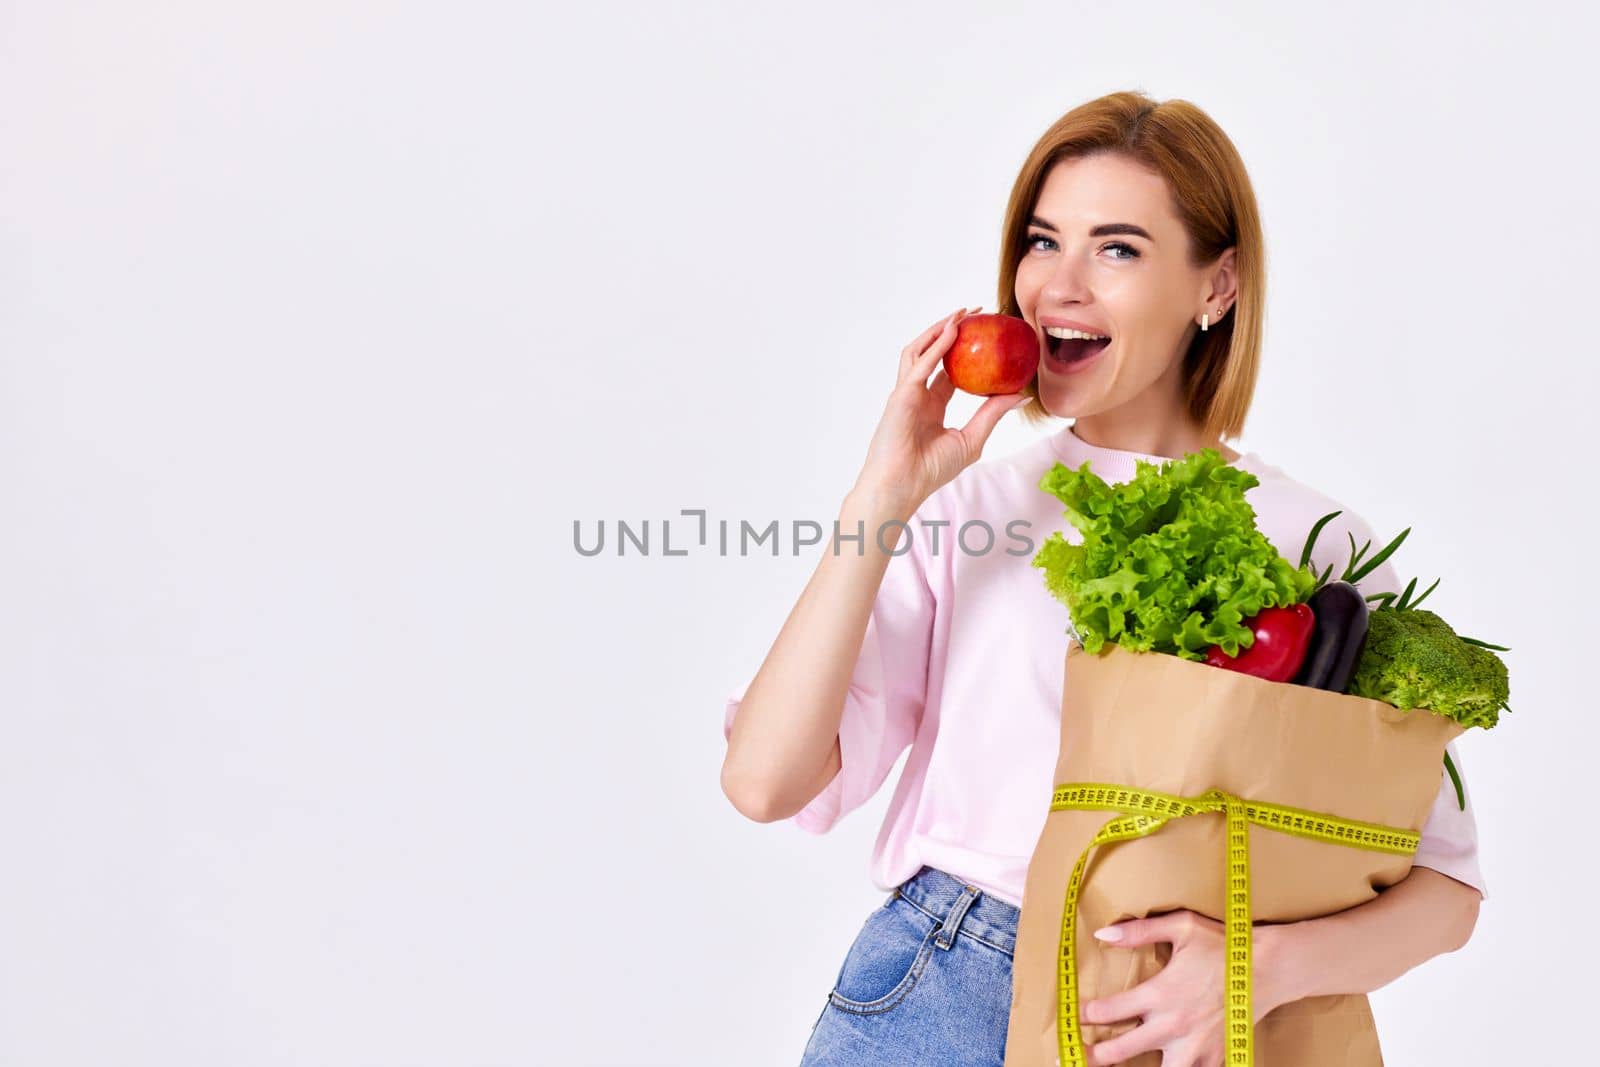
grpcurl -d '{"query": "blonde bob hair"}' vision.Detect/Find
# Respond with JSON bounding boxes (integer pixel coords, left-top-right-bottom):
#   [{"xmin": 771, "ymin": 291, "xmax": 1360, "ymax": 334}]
[{"xmin": 997, "ymin": 90, "xmax": 1265, "ymax": 445}]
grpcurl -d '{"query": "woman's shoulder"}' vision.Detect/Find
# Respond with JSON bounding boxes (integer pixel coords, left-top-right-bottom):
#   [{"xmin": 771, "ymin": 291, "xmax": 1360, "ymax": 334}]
[
  {"xmin": 1239, "ymin": 454, "xmax": 1393, "ymax": 577},
  {"xmin": 1241, "ymin": 454, "xmax": 1361, "ymax": 519}
]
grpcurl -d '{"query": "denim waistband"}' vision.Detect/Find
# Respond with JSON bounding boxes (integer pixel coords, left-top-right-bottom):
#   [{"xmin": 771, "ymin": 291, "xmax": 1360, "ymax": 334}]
[{"xmin": 892, "ymin": 866, "xmax": 1019, "ymax": 957}]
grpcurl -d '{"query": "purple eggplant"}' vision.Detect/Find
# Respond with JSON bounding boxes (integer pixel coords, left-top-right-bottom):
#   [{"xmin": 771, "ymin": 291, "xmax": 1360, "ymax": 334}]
[{"xmin": 1291, "ymin": 581, "xmax": 1370, "ymax": 693}]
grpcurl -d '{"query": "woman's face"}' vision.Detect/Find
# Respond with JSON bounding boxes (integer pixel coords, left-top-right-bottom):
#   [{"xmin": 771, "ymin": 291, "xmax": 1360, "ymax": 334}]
[{"xmin": 1014, "ymin": 152, "xmax": 1234, "ymax": 424}]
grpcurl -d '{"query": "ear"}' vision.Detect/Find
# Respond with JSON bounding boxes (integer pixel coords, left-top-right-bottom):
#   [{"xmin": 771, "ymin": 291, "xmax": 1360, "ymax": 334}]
[{"xmin": 1208, "ymin": 246, "xmax": 1239, "ymax": 309}]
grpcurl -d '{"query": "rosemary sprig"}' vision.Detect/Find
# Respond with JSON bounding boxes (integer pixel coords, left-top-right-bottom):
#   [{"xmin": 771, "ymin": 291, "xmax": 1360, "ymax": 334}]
[
  {"xmin": 1403, "ymin": 577, "xmax": 1440, "ymax": 610},
  {"xmin": 1443, "ymin": 751, "xmax": 1465, "ymax": 810},
  {"xmin": 1299, "ymin": 510, "xmax": 1342, "ymax": 570},
  {"xmin": 1459, "ymin": 636, "xmax": 1511, "ymax": 652},
  {"xmin": 1299, "ymin": 509, "xmax": 1415, "ymax": 597},
  {"xmin": 1344, "ymin": 527, "xmax": 1410, "ymax": 585}
]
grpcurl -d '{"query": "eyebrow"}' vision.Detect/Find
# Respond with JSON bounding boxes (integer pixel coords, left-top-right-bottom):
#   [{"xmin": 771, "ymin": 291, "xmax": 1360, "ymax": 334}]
[{"xmin": 1027, "ymin": 215, "xmax": 1153, "ymax": 241}]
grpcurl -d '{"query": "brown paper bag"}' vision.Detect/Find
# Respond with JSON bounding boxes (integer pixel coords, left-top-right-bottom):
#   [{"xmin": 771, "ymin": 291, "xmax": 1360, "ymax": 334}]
[{"xmin": 1003, "ymin": 641, "xmax": 1463, "ymax": 1067}]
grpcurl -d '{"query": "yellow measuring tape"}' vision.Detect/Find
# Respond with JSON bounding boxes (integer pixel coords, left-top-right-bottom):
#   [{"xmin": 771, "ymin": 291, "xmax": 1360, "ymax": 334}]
[{"xmin": 1050, "ymin": 783, "xmax": 1420, "ymax": 1067}]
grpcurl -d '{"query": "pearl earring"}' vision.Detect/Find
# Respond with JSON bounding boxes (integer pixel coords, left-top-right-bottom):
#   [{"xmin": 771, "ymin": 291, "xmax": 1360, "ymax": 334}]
[{"xmin": 1201, "ymin": 313, "xmax": 1209, "ymax": 332}]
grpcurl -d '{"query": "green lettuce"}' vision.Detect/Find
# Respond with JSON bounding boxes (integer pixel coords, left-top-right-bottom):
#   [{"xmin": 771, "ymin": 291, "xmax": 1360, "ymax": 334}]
[{"xmin": 1032, "ymin": 448, "xmax": 1316, "ymax": 660}]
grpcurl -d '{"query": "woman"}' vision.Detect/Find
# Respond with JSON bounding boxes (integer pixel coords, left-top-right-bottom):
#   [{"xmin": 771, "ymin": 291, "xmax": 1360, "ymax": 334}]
[{"xmin": 720, "ymin": 91, "xmax": 1485, "ymax": 1067}]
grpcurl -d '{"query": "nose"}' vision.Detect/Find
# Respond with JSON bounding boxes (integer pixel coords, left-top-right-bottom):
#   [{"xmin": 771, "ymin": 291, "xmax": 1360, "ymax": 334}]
[{"xmin": 1040, "ymin": 250, "xmax": 1092, "ymax": 308}]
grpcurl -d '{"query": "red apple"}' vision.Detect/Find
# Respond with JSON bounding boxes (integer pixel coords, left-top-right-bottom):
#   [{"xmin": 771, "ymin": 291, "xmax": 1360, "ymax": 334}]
[{"xmin": 943, "ymin": 313, "xmax": 1039, "ymax": 396}]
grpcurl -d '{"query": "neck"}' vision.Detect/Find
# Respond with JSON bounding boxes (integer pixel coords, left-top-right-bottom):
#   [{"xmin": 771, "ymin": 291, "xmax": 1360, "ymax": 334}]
[{"xmin": 1068, "ymin": 407, "xmax": 1238, "ymax": 463}]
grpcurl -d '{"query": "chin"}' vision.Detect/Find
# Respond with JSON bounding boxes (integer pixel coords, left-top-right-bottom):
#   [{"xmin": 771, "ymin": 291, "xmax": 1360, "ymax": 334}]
[
  {"xmin": 1036, "ymin": 382, "xmax": 1101, "ymax": 419},
  {"xmin": 1037, "ymin": 348, "xmax": 1130, "ymax": 419}
]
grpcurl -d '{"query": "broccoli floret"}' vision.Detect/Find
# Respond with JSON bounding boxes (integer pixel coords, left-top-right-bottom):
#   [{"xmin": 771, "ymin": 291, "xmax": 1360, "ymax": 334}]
[{"xmin": 1346, "ymin": 608, "xmax": 1509, "ymax": 729}]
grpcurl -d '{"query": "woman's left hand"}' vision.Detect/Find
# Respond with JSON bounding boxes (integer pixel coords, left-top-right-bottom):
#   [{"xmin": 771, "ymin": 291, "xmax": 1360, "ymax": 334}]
[{"xmin": 1080, "ymin": 909, "xmax": 1294, "ymax": 1067}]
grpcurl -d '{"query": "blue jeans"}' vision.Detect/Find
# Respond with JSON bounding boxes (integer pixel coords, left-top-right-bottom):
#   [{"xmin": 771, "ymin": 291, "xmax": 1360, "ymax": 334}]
[{"xmin": 799, "ymin": 866, "xmax": 1020, "ymax": 1066}]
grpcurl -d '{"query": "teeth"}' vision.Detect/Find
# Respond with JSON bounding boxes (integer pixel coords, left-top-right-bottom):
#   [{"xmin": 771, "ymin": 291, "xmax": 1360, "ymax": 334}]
[{"xmin": 1044, "ymin": 326, "xmax": 1109, "ymax": 341}]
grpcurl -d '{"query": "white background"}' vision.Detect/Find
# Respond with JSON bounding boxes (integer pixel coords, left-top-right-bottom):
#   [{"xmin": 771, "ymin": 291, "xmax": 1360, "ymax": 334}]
[{"xmin": 2, "ymin": 2, "xmax": 1593, "ymax": 1064}]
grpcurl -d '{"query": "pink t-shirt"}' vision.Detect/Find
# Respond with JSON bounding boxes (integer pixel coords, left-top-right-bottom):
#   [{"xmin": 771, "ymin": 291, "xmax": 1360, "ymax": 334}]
[{"xmin": 722, "ymin": 426, "xmax": 1488, "ymax": 906}]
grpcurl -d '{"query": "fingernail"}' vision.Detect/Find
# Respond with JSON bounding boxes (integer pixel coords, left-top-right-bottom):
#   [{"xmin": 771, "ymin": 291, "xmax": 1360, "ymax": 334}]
[{"xmin": 1093, "ymin": 926, "xmax": 1122, "ymax": 942}]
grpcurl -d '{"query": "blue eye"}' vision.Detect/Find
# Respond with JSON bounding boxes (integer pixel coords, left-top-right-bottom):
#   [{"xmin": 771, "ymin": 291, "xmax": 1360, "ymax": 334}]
[{"xmin": 1024, "ymin": 233, "xmax": 1141, "ymax": 260}]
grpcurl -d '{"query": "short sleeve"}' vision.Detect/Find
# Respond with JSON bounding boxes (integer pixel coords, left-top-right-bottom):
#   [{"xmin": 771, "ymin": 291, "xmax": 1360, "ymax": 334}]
[
  {"xmin": 722, "ymin": 508, "xmax": 937, "ymax": 834},
  {"xmin": 1335, "ymin": 510, "xmax": 1488, "ymax": 901},
  {"xmin": 1412, "ymin": 739, "xmax": 1488, "ymax": 899}
]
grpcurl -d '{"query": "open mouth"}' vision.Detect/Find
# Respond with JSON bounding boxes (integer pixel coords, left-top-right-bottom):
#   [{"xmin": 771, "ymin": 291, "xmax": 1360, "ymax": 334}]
[{"xmin": 1044, "ymin": 332, "xmax": 1112, "ymax": 367}]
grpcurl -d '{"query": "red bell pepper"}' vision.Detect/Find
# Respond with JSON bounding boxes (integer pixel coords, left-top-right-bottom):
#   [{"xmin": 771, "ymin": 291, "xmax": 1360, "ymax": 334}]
[{"xmin": 1204, "ymin": 603, "xmax": 1316, "ymax": 682}]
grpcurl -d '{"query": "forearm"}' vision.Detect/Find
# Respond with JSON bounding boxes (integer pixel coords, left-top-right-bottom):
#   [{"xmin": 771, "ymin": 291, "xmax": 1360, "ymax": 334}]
[
  {"xmin": 1261, "ymin": 866, "xmax": 1481, "ymax": 1007},
  {"xmin": 721, "ymin": 487, "xmax": 915, "ymax": 821}
]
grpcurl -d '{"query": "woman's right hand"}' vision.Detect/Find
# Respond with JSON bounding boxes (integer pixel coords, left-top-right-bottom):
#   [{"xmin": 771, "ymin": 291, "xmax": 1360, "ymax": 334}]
[{"xmin": 853, "ymin": 306, "xmax": 1033, "ymax": 516}]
